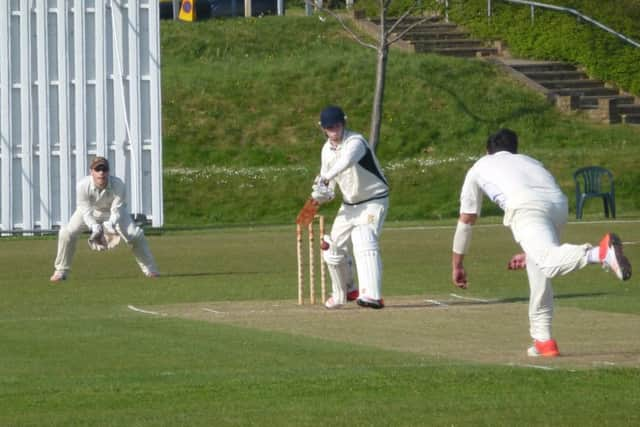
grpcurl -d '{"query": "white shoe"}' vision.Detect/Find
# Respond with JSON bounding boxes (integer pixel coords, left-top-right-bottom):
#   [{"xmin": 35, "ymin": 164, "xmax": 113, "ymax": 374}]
[
  {"xmin": 324, "ymin": 296, "xmax": 345, "ymax": 309},
  {"xmin": 145, "ymin": 271, "xmax": 160, "ymax": 278},
  {"xmin": 50, "ymin": 270, "xmax": 67, "ymax": 282}
]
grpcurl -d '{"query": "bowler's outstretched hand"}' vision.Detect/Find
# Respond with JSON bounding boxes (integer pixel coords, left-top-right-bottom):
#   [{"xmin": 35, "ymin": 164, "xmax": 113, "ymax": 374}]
[{"xmin": 452, "ymin": 265, "xmax": 468, "ymax": 289}]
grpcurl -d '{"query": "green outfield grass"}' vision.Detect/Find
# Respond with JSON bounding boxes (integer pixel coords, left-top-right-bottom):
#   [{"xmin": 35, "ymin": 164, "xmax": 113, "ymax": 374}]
[{"xmin": 1, "ymin": 220, "xmax": 638, "ymax": 426}]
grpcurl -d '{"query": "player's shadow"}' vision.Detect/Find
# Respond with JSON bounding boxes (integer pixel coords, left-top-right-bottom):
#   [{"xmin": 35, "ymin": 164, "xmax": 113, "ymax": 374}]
[{"xmin": 390, "ymin": 292, "xmax": 609, "ymax": 309}]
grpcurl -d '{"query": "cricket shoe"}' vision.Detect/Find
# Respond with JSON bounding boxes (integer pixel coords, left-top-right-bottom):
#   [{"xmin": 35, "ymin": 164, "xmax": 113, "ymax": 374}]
[
  {"xmin": 527, "ymin": 339, "xmax": 560, "ymax": 357},
  {"xmin": 50, "ymin": 271, "xmax": 67, "ymax": 282},
  {"xmin": 356, "ymin": 296, "xmax": 384, "ymax": 309},
  {"xmin": 145, "ymin": 271, "xmax": 160, "ymax": 278},
  {"xmin": 324, "ymin": 297, "xmax": 346, "ymax": 309},
  {"xmin": 346, "ymin": 288, "xmax": 359, "ymax": 301},
  {"xmin": 599, "ymin": 233, "xmax": 632, "ymax": 281}
]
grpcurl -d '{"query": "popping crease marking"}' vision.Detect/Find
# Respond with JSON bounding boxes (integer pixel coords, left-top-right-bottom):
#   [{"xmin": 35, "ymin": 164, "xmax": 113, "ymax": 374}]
[
  {"xmin": 424, "ymin": 299, "xmax": 449, "ymax": 307},
  {"xmin": 127, "ymin": 305, "xmax": 167, "ymax": 316},
  {"xmin": 202, "ymin": 308, "xmax": 226, "ymax": 314},
  {"xmin": 449, "ymin": 293, "xmax": 492, "ymax": 303}
]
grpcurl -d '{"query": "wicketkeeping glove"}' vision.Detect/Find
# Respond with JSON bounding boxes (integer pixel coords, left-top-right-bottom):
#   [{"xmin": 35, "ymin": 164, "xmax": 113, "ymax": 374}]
[
  {"xmin": 103, "ymin": 220, "xmax": 117, "ymax": 235},
  {"xmin": 89, "ymin": 223, "xmax": 103, "ymax": 242}
]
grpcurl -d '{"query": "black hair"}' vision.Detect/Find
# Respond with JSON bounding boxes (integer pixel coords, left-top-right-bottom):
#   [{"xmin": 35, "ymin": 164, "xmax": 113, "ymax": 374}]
[{"xmin": 486, "ymin": 128, "xmax": 518, "ymax": 154}]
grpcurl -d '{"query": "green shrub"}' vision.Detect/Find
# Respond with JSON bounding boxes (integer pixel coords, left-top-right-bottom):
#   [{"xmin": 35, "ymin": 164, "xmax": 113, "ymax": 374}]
[{"xmin": 448, "ymin": 0, "xmax": 640, "ymax": 95}]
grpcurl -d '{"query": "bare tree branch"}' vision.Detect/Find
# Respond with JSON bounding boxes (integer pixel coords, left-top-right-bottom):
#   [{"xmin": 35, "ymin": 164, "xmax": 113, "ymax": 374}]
[
  {"xmin": 385, "ymin": 5, "xmax": 419, "ymax": 36},
  {"xmin": 387, "ymin": 16, "xmax": 434, "ymax": 46},
  {"xmin": 305, "ymin": 0, "xmax": 378, "ymax": 50}
]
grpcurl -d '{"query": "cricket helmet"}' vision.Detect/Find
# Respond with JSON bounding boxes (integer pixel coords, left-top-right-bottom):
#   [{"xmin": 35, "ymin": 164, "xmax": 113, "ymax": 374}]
[{"xmin": 319, "ymin": 105, "xmax": 346, "ymax": 128}]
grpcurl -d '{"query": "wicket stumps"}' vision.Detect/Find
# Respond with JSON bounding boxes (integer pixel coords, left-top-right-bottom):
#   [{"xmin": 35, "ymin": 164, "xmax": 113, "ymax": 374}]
[{"xmin": 296, "ymin": 215, "xmax": 327, "ymax": 305}]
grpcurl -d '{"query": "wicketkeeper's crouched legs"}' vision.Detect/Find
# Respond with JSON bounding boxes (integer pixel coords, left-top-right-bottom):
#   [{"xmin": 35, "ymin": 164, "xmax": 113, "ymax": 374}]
[
  {"xmin": 54, "ymin": 211, "xmax": 88, "ymax": 272},
  {"xmin": 119, "ymin": 216, "xmax": 159, "ymax": 276}
]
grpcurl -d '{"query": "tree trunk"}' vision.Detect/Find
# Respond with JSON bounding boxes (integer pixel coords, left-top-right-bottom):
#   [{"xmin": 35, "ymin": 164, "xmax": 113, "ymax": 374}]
[
  {"xmin": 369, "ymin": 46, "xmax": 388, "ymax": 152},
  {"xmin": 369, "ymin": 3, "xmax": 388, "ymax": 152}
]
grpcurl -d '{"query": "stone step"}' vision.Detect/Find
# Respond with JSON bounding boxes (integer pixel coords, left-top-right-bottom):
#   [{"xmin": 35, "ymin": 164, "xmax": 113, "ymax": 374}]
[
  {"xmin": 617, "ymin": 104, "xmax": 640, "ymax": 114},
  {"xmin": 372, "ymin": 16, "xmax": 440, "ymax": 25},
  {"xmin": 401, "ymin": 30, "xmax": 471, "ymax": 40},
  {"xmin": 411, "ymin": 39, "xmax": 486, "ymax": 50},
  {"xmin": 510, "ymin": 62, "xmax": 577, "ymax": 73},
  {"xmin": 537, "ymin": 79, "xmax": 605, "ymax": 89},
  {"xmin": 579, "ymin": 95, "xmax": 635, "ymax": 108},
  {"xmin": 417, "ymin": 46, "xmax": 498, "ymax": 57},
  {"xmin": 622, "ymin": 113, "xmax": 640, "ymax": 124},
  {"xmin": 553, "ymin": 87, "xmax": 620, "ymax": 97},
  {"xmin": 522, "ymin": 70, "xmax": 588, "ymax": 81},
  {"xmin": 391, "ymin": 22, "xmax": 459, "ymax": 32}
]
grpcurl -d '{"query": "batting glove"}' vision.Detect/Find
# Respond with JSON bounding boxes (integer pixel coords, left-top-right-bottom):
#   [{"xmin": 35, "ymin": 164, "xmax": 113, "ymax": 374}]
[{"xmin": 311, "ymin": 181, "xmax": 335, "ymax": 204}]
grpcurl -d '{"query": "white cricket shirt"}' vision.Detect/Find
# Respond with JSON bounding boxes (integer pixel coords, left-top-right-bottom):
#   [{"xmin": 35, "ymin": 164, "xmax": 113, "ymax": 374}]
[
  {"xmin": 320, "ymin": 130, "xmax": 389, "ymax": 205},
  {"xmin": 76, "ymin": 175, "xmax": 127, "ymax": 227},
  {"xmin": 459, "ymin": 151, "xmax": 566, "ymax": 218}
]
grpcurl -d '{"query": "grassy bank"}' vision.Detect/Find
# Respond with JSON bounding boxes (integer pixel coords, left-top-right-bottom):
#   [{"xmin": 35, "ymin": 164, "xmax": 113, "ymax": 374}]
[{"xmin": 160, "ymin": 15, "xmax": 640, "ymax": 226}]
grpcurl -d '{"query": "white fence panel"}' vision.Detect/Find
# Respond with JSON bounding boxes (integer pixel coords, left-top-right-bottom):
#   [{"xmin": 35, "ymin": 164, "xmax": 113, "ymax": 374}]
[{"xmin": 0, "ymin": 0, "xmax": 163, "ymax": 234}]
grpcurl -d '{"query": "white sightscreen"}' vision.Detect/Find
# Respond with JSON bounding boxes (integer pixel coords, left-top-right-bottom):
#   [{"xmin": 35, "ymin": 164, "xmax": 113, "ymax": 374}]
[{"xmin": 0, "ymin": 0, "xmax": 163, "ymax": 233}]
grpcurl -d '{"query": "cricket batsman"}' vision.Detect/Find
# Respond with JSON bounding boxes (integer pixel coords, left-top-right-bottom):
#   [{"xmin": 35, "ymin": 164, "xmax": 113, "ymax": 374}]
[
  {"xmin": 50, "ymin": 157, "xmax": 159, "ymax": 282},
  {"xmin": 451, "ymin": 129, "xmax": 631, "ymax": 357},
  {"xmin": 309, "ymin": 105, "xmax": 390, "ymax": 309}
]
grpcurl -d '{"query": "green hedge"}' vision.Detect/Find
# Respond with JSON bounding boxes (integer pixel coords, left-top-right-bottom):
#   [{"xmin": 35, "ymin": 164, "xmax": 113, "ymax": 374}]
[{"xmin": 447, "ymin": 0, "xmax": 640, "ymax": 95}]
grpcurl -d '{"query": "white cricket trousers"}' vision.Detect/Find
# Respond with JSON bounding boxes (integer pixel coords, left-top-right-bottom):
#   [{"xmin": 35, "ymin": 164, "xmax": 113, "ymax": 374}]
[
  {"xmin": 325, "ymin": 197, "xmax": 388, "ymax": 301},
  {"xmin": 54, "ymin": 210, "xmax": 158, "ymax": 275},
  {"xmin": 508, "ymin": 200, "xmax": 590, "ymax": 341}
]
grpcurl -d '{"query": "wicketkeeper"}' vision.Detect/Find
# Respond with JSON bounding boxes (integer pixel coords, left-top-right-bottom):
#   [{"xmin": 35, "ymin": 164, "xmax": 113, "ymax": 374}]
[
  {"xmin": 451, "ymin": 129, "xmax": 631, "ymax": 357},
  {"xmin": 310, "ymin": 105, "xmax": 390, "ymax": 309},
  {"xmin": 50, "ymin": 157, "xmax": 159, "ymax": 282}
]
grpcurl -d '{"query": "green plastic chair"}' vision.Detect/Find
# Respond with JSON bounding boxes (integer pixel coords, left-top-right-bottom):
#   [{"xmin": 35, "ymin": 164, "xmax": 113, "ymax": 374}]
[{"xmin": 573, "ymin": 166, "xmax": 615, "ymax": 219}]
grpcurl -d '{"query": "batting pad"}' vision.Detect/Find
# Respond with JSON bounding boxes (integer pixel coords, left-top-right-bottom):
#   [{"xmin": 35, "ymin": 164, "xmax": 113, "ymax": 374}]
[{"xmin": 351, "ymin": 226, "xmax": 383, "ymax": 300}]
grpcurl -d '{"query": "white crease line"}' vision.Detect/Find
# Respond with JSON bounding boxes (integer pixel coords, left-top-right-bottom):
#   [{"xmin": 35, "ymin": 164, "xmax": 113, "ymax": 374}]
[
  {"xmin": 202, "ymin": 308, "xmax": 226, "ymax": 314},
  {"xmin": 593, "ymin": 361, "xmax": 616, "ymax": 366},
  {"xmin": 450, "ymin": 293, "xmax": 491, "ymax": 303},
  {"xmin": 127, "ymin": 305, "xmax": 166, "ymax": 316},
  {"xmin": 513, "ymin": 363, "xmax": 556, "ymax": 371},
  {"xmin": 424, "ymin": 299, "xmax": 449, "ymax": 307}
]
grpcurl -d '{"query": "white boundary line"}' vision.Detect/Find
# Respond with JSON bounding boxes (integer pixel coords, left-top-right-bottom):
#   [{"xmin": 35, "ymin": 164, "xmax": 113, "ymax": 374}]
[
  {"xmin": 387, "ymin": 219, "xmax": 640, "ymax": 231},
  {"xmin": 127, "ymin": 305, "xmax": 166, "ymax": 316}
]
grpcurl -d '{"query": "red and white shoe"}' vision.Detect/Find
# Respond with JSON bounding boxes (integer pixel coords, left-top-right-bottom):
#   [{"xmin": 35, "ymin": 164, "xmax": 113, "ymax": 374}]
[
  {"xmin": 527, "ymin": 339, "xmax": 560, "ymax": 357},
  {"xmin": 346, "ymin": 288, "xmax": 359, "ymax": 301},
  {"xmin": 599, "ymin": 233, "xmax": 632, "ymax": 281},
  {"xmin": 50, "ymin": 271, "xmax": 67, "ymax": 282}
]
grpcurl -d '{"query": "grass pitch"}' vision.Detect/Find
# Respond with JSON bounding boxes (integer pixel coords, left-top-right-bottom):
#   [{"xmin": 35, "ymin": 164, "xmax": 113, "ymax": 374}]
[{"xmin": 1, "ymin": 220, "xmax": 639, "ymax": 426}]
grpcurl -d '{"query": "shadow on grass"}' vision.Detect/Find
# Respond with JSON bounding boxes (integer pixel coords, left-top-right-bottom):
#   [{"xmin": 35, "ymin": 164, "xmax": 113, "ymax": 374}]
[
  {"xmin": 389, "ymin": 291, "xmax": 608, "ymax": 309},
  {"xmin": 162, "ymin": 271, "xmax": 266, "ymax": 278}
]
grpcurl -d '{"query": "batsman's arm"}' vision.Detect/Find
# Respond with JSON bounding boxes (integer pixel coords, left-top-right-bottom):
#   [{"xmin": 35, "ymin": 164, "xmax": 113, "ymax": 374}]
[
  {"xmin": 322, "ymin": 137, "xmax": 366, "ymax": 181},
  {"xmin": 451, "ymin": 213, "xmax": 477, "ymax": 289}
]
